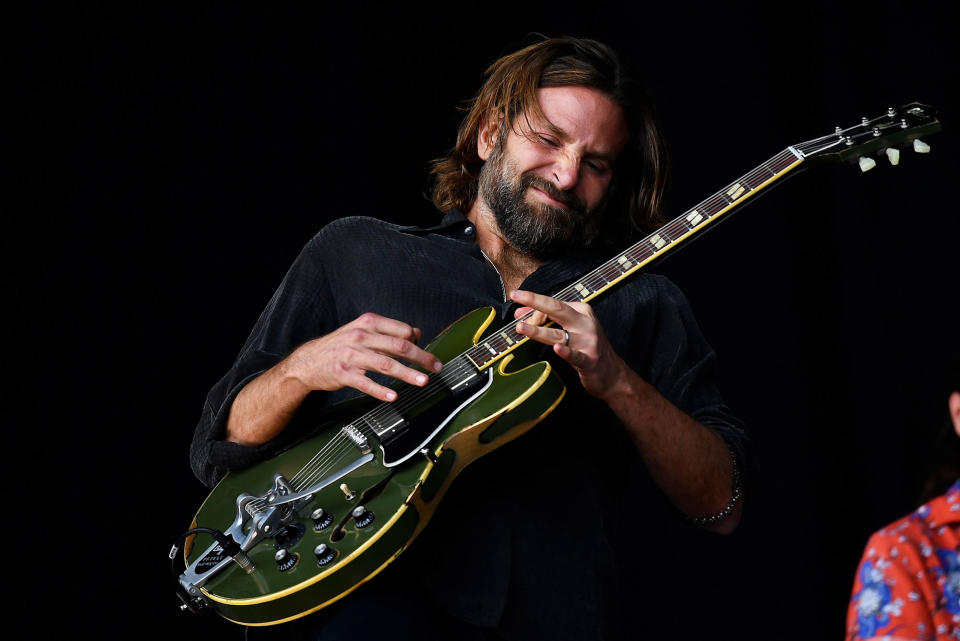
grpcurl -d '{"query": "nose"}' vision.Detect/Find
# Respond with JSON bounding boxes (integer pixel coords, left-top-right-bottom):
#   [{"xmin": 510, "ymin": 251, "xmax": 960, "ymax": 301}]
[{"xmin": 551, "ymin": 153, "xmax": 581, "ymax": 191}]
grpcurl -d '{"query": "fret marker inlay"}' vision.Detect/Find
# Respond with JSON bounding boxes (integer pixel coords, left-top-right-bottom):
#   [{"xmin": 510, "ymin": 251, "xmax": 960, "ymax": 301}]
[
  {"xmin": 727, "ymin": 183, "xmax": 746, "ymax": 200},
  {"xmin": 500, "ymin": 332, "xmax": 513, "ymax": 345},
  {"xmin": 649, "ymin": 234, "xmax": 666, "ymax": 250},
  {"xmin": 484, "ymin": 342, "xmax": 497, "ymax": 355},
  {"xmin": 574, "ymin": 283, "xmax": 590, "ymax": 297},
  {"xmin": 617, "ymin": 255, "xmax": 632, "ymax": 269},
  {"xmin": 686, "ymin": 210, "xmax": 704, "ymax": 225}
]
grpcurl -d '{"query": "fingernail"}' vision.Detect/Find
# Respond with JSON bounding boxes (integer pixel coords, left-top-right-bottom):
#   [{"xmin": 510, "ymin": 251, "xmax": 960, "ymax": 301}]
[
  {"xmin": 433, "ymin": 361, "xmax": 443, "ymax": 372},
  {"xmin": 386, "ymin": 391, "xmax": 397, "ymax": 401},
  {"xmin": 416, "ymin": 374, "xmax": 427, "ymax": 385}
]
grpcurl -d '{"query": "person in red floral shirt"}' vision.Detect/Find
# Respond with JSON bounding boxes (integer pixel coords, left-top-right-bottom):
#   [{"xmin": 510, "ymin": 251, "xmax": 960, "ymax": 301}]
[{"xmin": 845, "ymin": 375, "xmax": 960, "ymax": 640}]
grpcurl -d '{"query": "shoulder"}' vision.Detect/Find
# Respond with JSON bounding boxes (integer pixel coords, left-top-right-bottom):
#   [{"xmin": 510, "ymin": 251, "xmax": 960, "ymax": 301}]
[{"xmin": 305, "ymin": 216, "xmax": 405, "ymax": 251}]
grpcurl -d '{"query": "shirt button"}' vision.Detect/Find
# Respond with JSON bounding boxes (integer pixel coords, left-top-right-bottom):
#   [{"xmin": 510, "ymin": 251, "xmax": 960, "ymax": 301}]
[{"xmin": 464, "ymin": 226, "xmax": 474, "ymax": 236}]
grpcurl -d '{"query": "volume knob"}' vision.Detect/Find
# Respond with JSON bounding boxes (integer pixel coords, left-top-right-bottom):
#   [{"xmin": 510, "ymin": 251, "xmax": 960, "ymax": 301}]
[
  {"xmin": 351, "ymin": 505, "xmax": 375, "ymax": 529},
  {"xmin": 314, "ymin": 543, "xmax": 337, "ymax": 567},
  {"xmin": 311, "ymin": 507, "xmax": 334, "ymax": 531},
  {"xmin": 274, "ymin": 548, "xmax": 298, "ymax": 572}
]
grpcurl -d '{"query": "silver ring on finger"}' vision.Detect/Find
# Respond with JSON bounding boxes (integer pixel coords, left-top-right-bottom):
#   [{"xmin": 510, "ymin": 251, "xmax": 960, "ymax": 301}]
[{"xmin": 563, "ymin": 330, "xmax": 570, "ymax": 347}]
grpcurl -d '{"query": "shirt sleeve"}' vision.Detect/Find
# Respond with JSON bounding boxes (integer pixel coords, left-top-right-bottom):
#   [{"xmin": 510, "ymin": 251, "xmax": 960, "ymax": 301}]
[
  {"xmin": 624, "ymin": 274, "xmax": 749, "ymax": 482},
  {"xmin": 189, "ymin": 232, "xmax": 338, "ymax": 487}
]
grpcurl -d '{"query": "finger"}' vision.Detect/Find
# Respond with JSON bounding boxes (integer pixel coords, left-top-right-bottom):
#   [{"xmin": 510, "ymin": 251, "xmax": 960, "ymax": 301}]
[
  {"xmin": 510, "ymin": 290, "xmax": 577, "ymax": 326},
  {"xmin": 352, "ymin": 312, "xmax": 422, "ymax": 343},
  {"xmin": 358, "ymin": 331, "xmax": 443, "ymax": 373},
  {"xmin": 516, "ymin": 320, "xmax": 568, "ymax": 347},
  {"xmin": 552, "ymin": 342, "xmax": 586, "ymax": 368},
  {"xmin": 512, "ymin": 306, "xmax": 548, "ymax": 329},
  {"xmin": 344, "ymin": 372, "xmax": 400, "ymax": 402},
  {"xmin": 353, "ymin": 348, "xmax": 435, "ymax": 388}
]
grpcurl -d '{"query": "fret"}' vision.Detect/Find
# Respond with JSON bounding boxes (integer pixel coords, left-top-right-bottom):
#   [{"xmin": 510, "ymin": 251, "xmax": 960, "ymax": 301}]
[
  {"xmin": 704, "ymin": 195, "xmax": 728, "ymax": 214},
  {"xmin": 583, "ymin": 273, "xmax": 603, "ymax": 291},
  {"xmin": 756, "ymin": 163, "xmax": 778, "ymax": 179},
  {"xmin": 739, "ymin": 169, "xmax": 764, "ymax": 190},
  {"xmin": 767, "ymin": 150, "xmax": 798, "ymax": 174},
  {"xmin": 599, "ymin": 262, "xmax": 622, "ymax": 282},
  {"xmin": 453, "ymin": 146, "xmax": 809, "ymax": 376},
  {"xmin": 464, "ymin": 348, "xmax": 484, "ymax": 368}
]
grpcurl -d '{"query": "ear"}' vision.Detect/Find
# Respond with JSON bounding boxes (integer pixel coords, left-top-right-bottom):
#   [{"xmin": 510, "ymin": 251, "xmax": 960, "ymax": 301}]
[
  {"xmin": 477, "ymin": 110, "xmax": 503, "ymax": 161},
  {"xmin": 949, "ymin": 391, "xmax": 960, "ymax": 438}
]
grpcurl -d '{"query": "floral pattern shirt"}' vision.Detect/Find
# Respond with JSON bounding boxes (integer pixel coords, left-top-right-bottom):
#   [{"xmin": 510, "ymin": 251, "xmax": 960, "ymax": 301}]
[{"xmin": 846, "ymin": 480, "xmax": 960, "ymax": 640}]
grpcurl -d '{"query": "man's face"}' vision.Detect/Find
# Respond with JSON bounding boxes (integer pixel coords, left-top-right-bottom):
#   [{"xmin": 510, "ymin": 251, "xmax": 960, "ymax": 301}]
[{"xmin": 477, "ymin": 86, "xmax": 628, "ymax": 260}]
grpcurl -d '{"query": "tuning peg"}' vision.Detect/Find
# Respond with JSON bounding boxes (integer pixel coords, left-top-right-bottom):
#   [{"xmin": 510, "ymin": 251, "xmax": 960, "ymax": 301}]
[
  {"xmin": 885, "ymin": 148, "xmax": 900, "ymax": 165},
  {"xmin": 858, "ymin": 156, "xmax": 877, "ymax": 172},
  {"xmin": 912, "ymin": 138, "xmax": 931, "ymax": 153}
]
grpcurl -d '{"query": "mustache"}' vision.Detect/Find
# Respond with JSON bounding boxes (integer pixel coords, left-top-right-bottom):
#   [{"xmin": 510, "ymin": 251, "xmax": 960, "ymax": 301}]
[{"xmin": 522, "ymin": 174, "xmax": 585, "ymax": 214}]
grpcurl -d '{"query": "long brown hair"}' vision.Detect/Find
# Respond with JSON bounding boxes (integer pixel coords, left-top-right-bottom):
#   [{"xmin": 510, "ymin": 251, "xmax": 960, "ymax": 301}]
[{"xmin": 429, "ymin": 36, "xmax": 668, "ymax": 246}]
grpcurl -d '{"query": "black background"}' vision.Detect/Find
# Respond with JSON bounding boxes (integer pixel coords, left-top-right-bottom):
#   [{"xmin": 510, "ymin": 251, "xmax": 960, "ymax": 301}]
[{"xmin": 12, "ymin": 1, "xmax": 958, "ymax": 638}]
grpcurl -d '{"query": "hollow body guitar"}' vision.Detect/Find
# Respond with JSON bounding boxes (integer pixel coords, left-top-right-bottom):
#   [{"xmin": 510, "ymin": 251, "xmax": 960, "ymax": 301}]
[
  {"xmin": 177, "ymin": 104, "xmax": 939, "ymax": 625},
  {"xmin": 182, "ymin": 307, "xmax": 564, "ymax": 625}
]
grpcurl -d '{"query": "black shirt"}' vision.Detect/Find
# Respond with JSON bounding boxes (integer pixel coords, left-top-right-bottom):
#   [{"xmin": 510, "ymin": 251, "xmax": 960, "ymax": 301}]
[{"xmin": 190, "ymin": 209, "xmax": 747, "ymax": 640}]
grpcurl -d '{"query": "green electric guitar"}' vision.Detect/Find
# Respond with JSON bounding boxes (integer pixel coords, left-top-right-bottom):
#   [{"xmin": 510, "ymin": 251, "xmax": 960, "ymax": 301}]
[{"xmin": 174, "ymin": 104, "xmax": 939, "ymax": 626}]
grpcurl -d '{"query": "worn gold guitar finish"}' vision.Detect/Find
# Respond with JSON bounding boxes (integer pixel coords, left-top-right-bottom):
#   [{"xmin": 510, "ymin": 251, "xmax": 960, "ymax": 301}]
[{"xmin": 176, "ymin": 104, "xmax": 939, "ymax": 625}]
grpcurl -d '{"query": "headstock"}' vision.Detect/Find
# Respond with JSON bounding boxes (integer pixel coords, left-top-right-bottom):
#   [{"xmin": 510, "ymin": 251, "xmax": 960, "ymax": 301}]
[{"xmin": 792, "ymin": 103, "xmax": 940, "ymax": 171}]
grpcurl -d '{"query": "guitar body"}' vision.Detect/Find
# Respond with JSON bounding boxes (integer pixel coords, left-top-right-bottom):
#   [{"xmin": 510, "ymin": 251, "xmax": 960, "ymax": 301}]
[{"xmin": 183, "ymin": 306, "xmax": 566, "ymax": 626}]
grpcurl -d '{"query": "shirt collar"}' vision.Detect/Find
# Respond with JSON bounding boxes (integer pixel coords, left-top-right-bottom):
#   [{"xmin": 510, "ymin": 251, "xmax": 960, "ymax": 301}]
[
  {"xmin": 398, "ymin": 208, "xmax": 472, "ymax": 235},
  {"xmin": 927, "ymin": 477, "xmax": 960, "ymax": 526}
]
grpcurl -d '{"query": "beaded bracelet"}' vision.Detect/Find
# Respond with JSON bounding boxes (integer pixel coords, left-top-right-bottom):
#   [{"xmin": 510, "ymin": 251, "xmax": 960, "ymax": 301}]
[{"xmin": 685, "ymin": 441, "xmax": 742, "ymax": 526}]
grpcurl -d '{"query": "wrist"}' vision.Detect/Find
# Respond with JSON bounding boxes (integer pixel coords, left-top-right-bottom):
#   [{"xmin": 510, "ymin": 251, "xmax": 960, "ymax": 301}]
[
  {"xmin": 600, "ymin": 363, "xmax": 650, "ymax": 408},
  {"xmin": 278, "ymin": 346, "xmax": 314, "ymax": 396}
]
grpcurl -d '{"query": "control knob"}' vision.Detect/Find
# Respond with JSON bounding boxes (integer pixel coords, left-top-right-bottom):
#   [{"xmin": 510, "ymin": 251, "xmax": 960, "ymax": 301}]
[
  {"xmin": 311, "ymin": 507, "xmax": 334, "ymax": 531},
  {"xmin": 274, "ymin": 548, "xmax": 298, "ymax": 572},
  {"xmin": 351, "ymin": 505, "xmax": 375, "ymax": 529},
  {"xmin": 314, "ymin": 543, "xmax": 337, "ymax": 567}
]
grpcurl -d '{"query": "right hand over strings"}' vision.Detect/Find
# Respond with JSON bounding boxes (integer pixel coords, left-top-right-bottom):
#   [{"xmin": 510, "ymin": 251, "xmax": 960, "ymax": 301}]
[
  {"xmin": 225, "ymin": 313, "xmax": 442, "ymax": 446},
  {"xmin": 285, "ymin": 313, "xmax": 443, "ymax": 402}
]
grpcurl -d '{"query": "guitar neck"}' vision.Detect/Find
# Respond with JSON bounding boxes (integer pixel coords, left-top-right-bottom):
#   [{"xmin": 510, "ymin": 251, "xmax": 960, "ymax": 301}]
[{"xmin": 463, "ymin": 147, "xmax": 806, "ymax": 371}]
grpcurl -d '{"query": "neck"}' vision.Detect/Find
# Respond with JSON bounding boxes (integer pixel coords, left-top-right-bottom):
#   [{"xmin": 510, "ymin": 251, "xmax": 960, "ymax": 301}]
[{"xmin": 466, "ymin": 200, "xmax": 543, "ymax": 294}]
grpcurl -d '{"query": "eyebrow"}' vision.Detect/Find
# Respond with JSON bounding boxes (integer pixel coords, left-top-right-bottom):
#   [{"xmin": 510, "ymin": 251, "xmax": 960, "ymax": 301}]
[{"xmin": 525, "ymin": 116, "xmax": 621, "ymax": 166}]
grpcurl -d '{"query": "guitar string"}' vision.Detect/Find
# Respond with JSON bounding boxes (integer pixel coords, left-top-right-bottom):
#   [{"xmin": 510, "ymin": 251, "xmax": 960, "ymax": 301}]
[
  {"xmin": 249, "ymin": 357, "xmax": 488, "ymax": 509},
  {"xmin": 309, "ymin": 130, "xmax": 890, "ymax": 438},
  {"xmin": 269, "ymin": 146, "xmax": 811, "ymax": 500},
  {"xmin": 249, "ymin": 148, "xmax": 804, "ymax": 507},
  {"xmin": 247, "ymin": 117, "xmax": 925, "ymax": 508},
  {"xmin": 247, "ymin": 360, "xmax": 482, "ymax": 511}
]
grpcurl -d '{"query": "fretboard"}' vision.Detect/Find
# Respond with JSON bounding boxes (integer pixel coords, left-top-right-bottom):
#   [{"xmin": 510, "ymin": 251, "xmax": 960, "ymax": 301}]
[{"xmin": 463, "ymin": 147, "xmax": 804, "ymax": 371}]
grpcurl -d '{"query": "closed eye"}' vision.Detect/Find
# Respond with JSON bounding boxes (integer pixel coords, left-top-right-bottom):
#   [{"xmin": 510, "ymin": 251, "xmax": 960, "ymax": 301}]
[
  {"xmin": 537, "ymin": 134, "xmax": 560, "ymax": 148},
  {"xmin": 584, "ymin": 159, "xmax": 609, "ymax": 174}
]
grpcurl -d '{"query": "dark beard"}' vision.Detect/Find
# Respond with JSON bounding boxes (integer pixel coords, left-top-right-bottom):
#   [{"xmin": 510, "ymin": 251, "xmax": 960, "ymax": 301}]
[{"xmin": 477, "ymin": 144, "xmax": 602, "ymax": 261}]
